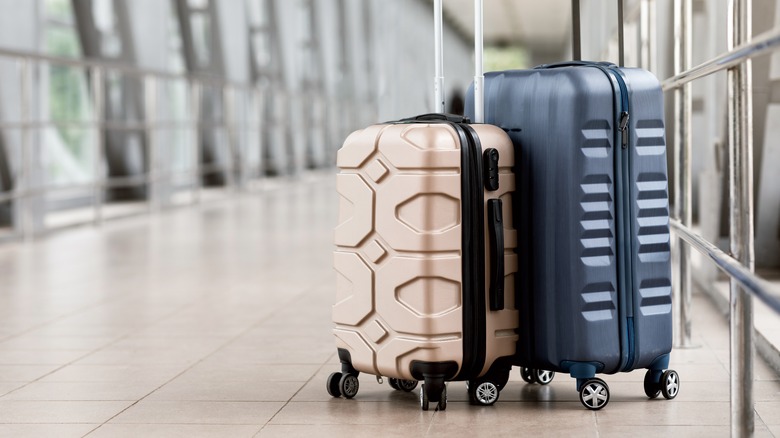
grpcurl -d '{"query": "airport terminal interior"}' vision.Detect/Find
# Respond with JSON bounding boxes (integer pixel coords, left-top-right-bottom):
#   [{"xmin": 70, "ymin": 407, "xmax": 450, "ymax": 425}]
[{"xmin": 0, "ymin": 0, "xmax": 779, "ymax": 436}]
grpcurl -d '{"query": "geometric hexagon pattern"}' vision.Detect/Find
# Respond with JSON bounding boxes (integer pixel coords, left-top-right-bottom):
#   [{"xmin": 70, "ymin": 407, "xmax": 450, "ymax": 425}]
[{"xmin": 333, "ymin": 122, "xmax": 521, "ymax": 379}]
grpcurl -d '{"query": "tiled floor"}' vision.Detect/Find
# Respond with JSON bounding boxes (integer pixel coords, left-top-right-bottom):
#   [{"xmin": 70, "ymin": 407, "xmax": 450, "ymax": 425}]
[{"xmin": 0, "ymin": 172, "xmax": 778, "ymax": 437}]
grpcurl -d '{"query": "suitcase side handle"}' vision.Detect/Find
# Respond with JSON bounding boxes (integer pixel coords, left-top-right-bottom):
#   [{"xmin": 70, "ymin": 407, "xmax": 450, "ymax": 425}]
[{"xmin": 487, "ymin": 198, "xmax": 505, "ymax": 311}]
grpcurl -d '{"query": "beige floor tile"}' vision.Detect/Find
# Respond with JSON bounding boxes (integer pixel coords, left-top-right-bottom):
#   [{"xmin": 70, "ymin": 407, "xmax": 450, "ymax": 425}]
[
  {"xmin": 595, "ymin": 401, "xmax": 731, "ymax": 426},
  {"xmin": 86, "ymin": 424, "xmax": 261, "ymax": 437},
  {"xmin": 0, "ymin": 400, "xmax": 133, "ymax": 423},
  {"xmin": 428, "ymin": 401, "xmax": 597, "ymax": 425},
  {"xmin": 0, "ymin": 383, "xmax": 25, "ymax": 397},
  {"xmin": 38, "ymin": 364, "xmax": 184, "ymax": 383},
  {"xmin": 0, "ymin": 365, "xmax": 59, "ymax": 383},
  {"xmin": 0, "ymin": 335, "xmax": 117, "ymax": 351},
  {"xmin": 0, "ymin": 349, "xmax": 91, "ymax": 365},
  {"xmin": 178, "ymin": 362, "xmax": 321, "ymax": 383},
  {"xmin": 146, "ymin": 379, "xmax": 305, "ymax": 402},
  {"xmin": 109, "ymin": 400, "xmax": 284, "ymax": 425},
  {"xmin": 597, "ymin": 425, "xmax": 730, "ymax": 438},
  {"xmin": 0, "ymin": 424, "xmax": 98, "ymax": 438},
  {"xmin": 208, "ymin": 346, "xmax": 334, "ymax": 365},
  {"xmin": 257, "ymin": 424, "xmax": 429, "ymax": 438},
  {"xmin": 269, "ymin": 401, "xmax": 435, "ymax": 425},
  {"xmin": 2, "ymin": 381, "xmax": 159, "ymax": 401},
  {"xmin": 756, "ymin": 402, "xmax": 780, "ymax": 425},
  {"xmin": 74, "ymin": 347, "xmax": 210, "ymax": 366},
  {"xmin": 427, "ymin": 421, "xmax": 599, "ymax": 438}
]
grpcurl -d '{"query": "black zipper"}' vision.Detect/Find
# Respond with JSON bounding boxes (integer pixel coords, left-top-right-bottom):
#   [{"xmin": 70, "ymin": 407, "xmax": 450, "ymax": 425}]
[
  {"xmin": 453, "ymin": 123, "xmax": 487, "ymax": 380},
  {"xmin": 608, "ymin": 68, "xmax": 636, "ymax": 372}
]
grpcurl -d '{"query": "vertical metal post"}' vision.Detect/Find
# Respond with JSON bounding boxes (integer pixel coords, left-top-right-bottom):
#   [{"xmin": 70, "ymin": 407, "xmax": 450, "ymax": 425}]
[
  {"xmin": 222, "ymin": 85, "xmax": 237, "ymax": 191},
  {"xmin": 474, "ymin": 0, "xmax": 484, "ymax": 123},
  {"xmin": 727, "ymin": 0, "xmax": 755, "ymax": 435},
  {"xmin": 640, "ymin": 0, "xmax": 650, "ymax": 70},
  {"xmin": 572, "ymin": 0, "xmax": 581, "ymax": 61},
  {"xmin": 433, "ymin": 0, "xmax": 444, "ymax": 113},
  {"xmin": 18, "ymin": 59, "xmax": 32, "ymax": 240},
  {"xmin": 91, "ymin": 67, "xmax": 104, "ymax": 225},
  {"xmin": 648, "ymin": 0, "xmax": 657, "ymax": 73},
  {"xmin": 189, "ymin": 80, "xmax": 202, "ymax": 204},
  {"xmin": 144, "ymin": 75, "xmax": 158, "ymax": 212},
  {"xmin": 673, "ymin": 0, "xmax": 694, "ymax": 349},
  {"xmin": 255, "ymin": 85, "xmax": 264, "ymax": 188}
]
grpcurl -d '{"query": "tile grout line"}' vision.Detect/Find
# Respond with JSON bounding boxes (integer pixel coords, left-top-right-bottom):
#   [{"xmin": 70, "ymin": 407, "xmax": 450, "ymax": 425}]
[
  {"xmin": 80, "ymin": 285, "xmax": 319, "ymax": 438},
  {"xmin": 252, "ymin": 352, "xmax": 337, "ymax": 437},
  {"xmin": 0, "ymin": 300, "xmax": 199, "ymax": 401}
]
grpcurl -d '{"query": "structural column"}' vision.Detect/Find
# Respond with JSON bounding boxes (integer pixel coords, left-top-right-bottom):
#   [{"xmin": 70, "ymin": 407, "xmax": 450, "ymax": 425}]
[
  {"xmin": 673, "ymin": 0, "xmax": 693, "ymax": 348},
  {"xmin": 727, "ymin": 0, "xmax": 755, "ymax": 435}
]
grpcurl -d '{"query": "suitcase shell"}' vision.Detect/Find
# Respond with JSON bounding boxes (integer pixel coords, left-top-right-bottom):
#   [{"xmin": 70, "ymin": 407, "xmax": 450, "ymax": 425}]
[
  {"xmin": 333, "ymin": 119, "xmax": 519, "ymax": 391},
  {"xmin": 465, "ymin": 65, "xmax": 672, "ymax": 378}
]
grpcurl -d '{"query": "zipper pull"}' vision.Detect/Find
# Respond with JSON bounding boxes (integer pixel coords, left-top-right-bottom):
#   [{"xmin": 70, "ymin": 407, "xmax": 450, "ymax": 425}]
[{"xmin": 619, "ymin": 111, "xmax": 630, "ymax": 148}]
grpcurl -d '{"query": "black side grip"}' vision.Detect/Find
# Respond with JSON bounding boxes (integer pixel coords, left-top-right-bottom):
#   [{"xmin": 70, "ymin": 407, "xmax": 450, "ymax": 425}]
[
  {"xmin": 487, "ymin": 199, "xmax": 504, "ymax": 311},
  {"xmin": 399, "ymin": 113, "xmax": 471, "ymax": 124},
  {"xmin": 483, "ymin": 148, "xmax": 499, "ymax": 191}
]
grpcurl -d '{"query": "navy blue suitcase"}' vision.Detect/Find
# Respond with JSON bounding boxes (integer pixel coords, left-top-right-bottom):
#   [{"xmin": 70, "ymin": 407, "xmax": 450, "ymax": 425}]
[{"xmin": 465, "ymin": 62, "xmax": 679, "ymax": 410}]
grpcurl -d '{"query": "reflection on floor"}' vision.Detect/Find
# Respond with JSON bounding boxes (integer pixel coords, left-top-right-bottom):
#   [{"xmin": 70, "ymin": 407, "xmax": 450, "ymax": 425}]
[{"xmin": 0, "ymin": 172, "xmax": 778, "ymax": 437}]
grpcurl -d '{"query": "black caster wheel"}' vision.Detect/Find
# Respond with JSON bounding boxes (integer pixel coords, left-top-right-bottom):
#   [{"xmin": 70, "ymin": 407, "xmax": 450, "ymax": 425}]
[
  {"xmin": 436, "ymin": 385, "xmax": 447, "ymax": 411},
  {"xmin": 339, "ymin": 374, "xmax": 359, "ymax": 399},
  {"xmin": 397, "ymin": 379, "xmax": 418, "ymax": 392},
  {"xmin": 643, "ymin": 370, "xmax": 661, "ymax": 399},
  {"xmin": 326, "ymin": 372, "xmax": 342, "ymax": 397},
  {"xmin": 520, "ymin": 367, "xmax": 535, "ymax": 383},
  {"xmin": 420, "ymin": 384, "xmax": 429, "ymax": 411},
  {"xmin": 468, "ymin": 380, "xmax": 500, "ymax": 406},
  {"xmin": 660, "ymin": 370, "xmax": 680, "ymax": 400},
  {"xmin": 534, "ymin": 369, "xmax": 555, "ymax": 385},
  {"xmin": 579, "ymin": 378, "xmax": 609, "ymax": 410},
  {"xmin": 388, "ymin": 378, "xmax": 400, "ymax": 390}
]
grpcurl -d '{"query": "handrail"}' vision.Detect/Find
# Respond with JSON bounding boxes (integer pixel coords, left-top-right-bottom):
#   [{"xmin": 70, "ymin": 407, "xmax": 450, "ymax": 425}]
[
  {"xmin": 670, "ymin": 219, "xmax": 780, "ymax": 315},
  {"xmin": 662, "ymin": 26, "xmax": 780, "ymax": 90},
  {"xmin": 0, "ymin": 46, "xmax": 254, "ymax": 88}
]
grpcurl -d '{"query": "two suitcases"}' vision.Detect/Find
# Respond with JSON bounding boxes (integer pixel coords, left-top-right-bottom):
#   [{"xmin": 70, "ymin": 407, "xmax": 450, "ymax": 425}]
[{"xmin": 328, "ymin": 0, "xmax": 679, "ymax": 411}]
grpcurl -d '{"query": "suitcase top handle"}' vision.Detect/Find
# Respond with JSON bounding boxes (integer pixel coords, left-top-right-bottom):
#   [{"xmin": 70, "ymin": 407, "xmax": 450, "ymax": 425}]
[
  {"xmin": 534, "ymin": 60, "xmax": 617, "ymax": 70},
  {"xmin": 433, "ymin": 0, "xmax": 484, "ymax": 122},
  {"xmin": 571, "ymin": 0, "xmax": 625, "ymax": 66}
]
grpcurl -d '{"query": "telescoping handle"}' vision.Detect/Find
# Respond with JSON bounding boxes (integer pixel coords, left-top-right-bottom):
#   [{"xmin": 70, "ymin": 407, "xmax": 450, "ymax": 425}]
[
  {"xmin": 433, "ymin": 0, "xmax": 484, "ymax": 122},
  {"xmin": 571, "ymin": 0, "xmax": 625, "ymax": 66}
]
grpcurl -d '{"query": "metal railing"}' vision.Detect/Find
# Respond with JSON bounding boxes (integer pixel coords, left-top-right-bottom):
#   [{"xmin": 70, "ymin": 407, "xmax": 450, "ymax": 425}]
[
  {"xmin": 661, "ymin": 0, "xmax": 780, "ymax": 436},
  {"xmin": 0, "ymin": 47, "xmax": 357, "ymax": 240}
]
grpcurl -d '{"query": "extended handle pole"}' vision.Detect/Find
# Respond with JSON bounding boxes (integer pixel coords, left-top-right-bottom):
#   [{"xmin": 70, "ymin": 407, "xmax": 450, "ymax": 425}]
[
  {"xmin": 570, "ymin": 0, "xmax": 624, "ymax": 66},
  {"xmin": 474, "ymin": 0, "xmax": 484, "ymax": 122},
  {"xmin": 572, "ymin": 0, "xmax": 581, "ymax": 60},
  {"xmin": 433, "ymin": 0, "xmax": 444, "ymax": 113}
]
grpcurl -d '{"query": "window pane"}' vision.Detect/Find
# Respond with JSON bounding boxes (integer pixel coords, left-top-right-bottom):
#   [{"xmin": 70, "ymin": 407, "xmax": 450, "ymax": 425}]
[
  {"xmin": 191, "ymin": 13, "xmax": 211, "ymax": 67},
  {"xmin": 44, "ymin": 0, "xmax": 75, "ymax": 24},
  {"xmin": 45, "ymin": 26, "xmax": 81, "ymax": 58}
]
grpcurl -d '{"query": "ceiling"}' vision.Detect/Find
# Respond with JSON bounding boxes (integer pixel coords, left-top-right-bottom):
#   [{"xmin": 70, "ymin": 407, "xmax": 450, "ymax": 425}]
[{"xmin": 441, "ymin": 0, "xmax": 572, "ymax": 54}]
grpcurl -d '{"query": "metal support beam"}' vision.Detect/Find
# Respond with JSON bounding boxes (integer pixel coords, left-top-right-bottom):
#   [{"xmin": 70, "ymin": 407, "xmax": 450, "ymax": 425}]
[
  {"xmin": 727, "ymin": 0, "xmax": 755, "ymax": 435},
  {"xmin": 673, "ymin": 0, "xmax": 694, "ymax": 349},
  {"xmin": 90, "ymin": 67, "xmax": 104, "ymax": 225},
  {"xmin": 18, "ymin": 59, "xmax": 32, "ymax": 240}
]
